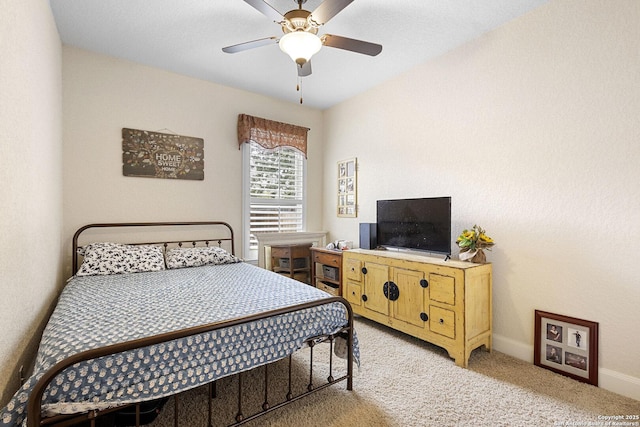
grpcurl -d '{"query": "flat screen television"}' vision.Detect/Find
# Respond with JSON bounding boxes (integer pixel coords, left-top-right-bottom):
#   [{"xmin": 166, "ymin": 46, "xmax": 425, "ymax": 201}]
[{"xmin": 376, "ymin": 197, "xmax": 451, "ymax": 255}]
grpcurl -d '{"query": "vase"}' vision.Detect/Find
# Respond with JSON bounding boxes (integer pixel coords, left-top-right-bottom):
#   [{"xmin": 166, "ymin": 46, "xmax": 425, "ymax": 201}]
[{"xmin": 459, "ymin": 249, "xmax": 486, "ymax": 263}]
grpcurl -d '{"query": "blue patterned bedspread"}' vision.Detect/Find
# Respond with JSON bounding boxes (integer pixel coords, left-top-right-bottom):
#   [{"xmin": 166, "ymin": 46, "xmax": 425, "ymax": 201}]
[{"xmin": 0, "ymin": 262, "xmax": 358, "ymax": 427}]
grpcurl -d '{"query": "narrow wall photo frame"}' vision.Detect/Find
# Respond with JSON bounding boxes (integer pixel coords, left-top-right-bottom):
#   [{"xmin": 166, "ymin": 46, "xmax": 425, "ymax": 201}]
[
  {"xmin": 534, "ymin": 310, "xmax": 598, "ymax": 386},
  {"xmin": 337, "ymin": 158, "xmax": 357, "ymax": 217}
]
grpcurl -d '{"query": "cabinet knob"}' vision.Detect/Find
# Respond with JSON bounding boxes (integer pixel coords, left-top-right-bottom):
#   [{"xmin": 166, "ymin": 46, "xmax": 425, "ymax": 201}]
[
  {"xmin": 362, "ymin": 294, "xmax": 368, "ymax": 302},
  {"xmin": 439, "ymin": 318, "xmax": 444, "ymax": 325},
  {"xmin": 361, "ymin": 267, "xmax": 367, "ymax": 274},
  {"xmin": 420, "ymin": 312, "xmax": 428, "ymax": 322},
  {"xmin": 420, "ymin": 279, "xmax": 429, "ymax": 288}
]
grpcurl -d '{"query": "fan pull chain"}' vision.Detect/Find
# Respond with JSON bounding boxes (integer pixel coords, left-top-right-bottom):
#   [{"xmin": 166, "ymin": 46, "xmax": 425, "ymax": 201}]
[{"xmin": 297, "ymin": 76, "xmax": 303, "ymax": 104}]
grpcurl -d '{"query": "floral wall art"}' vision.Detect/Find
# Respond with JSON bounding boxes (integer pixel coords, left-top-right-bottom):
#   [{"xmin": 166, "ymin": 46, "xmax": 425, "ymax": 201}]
[{"xmin": 122, "ymin": 128, "xmax": 204, "ymax": 180}]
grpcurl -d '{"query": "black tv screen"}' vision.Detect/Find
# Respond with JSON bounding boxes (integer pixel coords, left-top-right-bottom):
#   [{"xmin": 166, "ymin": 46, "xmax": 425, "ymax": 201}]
[{"xmin": 376, "ymin": 197, "xmax": 451, "ymax": 255}]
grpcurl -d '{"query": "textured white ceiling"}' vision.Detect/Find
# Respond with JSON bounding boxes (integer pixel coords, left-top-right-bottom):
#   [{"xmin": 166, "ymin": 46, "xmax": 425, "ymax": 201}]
[{"xmin": 50, "ymin": 0, "xmax": 548, "ymax": 109}]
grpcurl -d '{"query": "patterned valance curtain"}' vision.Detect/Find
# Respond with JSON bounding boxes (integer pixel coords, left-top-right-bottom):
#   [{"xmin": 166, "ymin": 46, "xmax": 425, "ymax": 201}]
[{"xmin": 237, "ymin": 114, "xmax": 309, "ymax": 158}]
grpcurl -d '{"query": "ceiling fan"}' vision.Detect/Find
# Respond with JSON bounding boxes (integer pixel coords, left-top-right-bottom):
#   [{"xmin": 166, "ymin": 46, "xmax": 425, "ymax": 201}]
[{"xmin": 222, "ymin": 0, "xmax": 383, "ymax": 78}]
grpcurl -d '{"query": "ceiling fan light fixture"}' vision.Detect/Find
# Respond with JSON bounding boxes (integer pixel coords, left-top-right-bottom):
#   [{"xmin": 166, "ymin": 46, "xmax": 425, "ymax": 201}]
[{"xmin": 279, "ymin": 31, "xmax": 322, "ymax": 66}]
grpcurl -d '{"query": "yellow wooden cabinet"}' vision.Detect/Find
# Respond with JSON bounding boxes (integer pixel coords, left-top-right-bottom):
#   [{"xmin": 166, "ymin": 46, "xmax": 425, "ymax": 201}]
[{"xmin": 342, "ymin": 249, "xmax": 492, "ymax": 367}]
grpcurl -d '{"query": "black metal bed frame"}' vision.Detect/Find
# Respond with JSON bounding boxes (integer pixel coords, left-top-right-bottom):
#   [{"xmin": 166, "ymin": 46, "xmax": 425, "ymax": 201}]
[
  {"xmin": 27, "ymin": 222, "xmax": 354, "ymax": 427},
  {"xmin": 71, "ymin": 221, "xmax": 237, "ymax": 274}
]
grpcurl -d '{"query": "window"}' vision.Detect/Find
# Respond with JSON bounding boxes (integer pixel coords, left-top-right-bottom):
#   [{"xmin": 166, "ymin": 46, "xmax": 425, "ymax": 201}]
[
  {"xmin": 237, "ymin": 114, "xmax": 309, "ymax": 261},
  {"xmin": 243, "ymin": 141, "xmax": 306, "ymax": 260}
]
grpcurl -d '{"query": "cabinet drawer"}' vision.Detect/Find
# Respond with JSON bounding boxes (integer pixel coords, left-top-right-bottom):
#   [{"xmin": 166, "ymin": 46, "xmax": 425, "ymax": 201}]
[
  {"xmin": 313, "ymin": 251, "xmax": 341, "ymax": 267},
  {"xmin": 429, "ymin": 306, "xmax": 455, "ymax": 339},
  {"xmin": 429, "ymin": 274, "xmax": 455, "ymax": 305},
  {"xmin": 344, "ymin": 258, "xmax": 362, "ymax": 281},
  {"xmin": 345, "ymin": 281, "xmax": 361, "ymax": 306},
  {"xmin": 270, "ymin": 246, "xmax": 290, "ymax": 258},
  {"xmin": 317, "ymin": 281, "xmax": 340, "ymax": 297},
  {"xmin": 272, "ymin": 245, "xmax": 310, "ymax": 259}
]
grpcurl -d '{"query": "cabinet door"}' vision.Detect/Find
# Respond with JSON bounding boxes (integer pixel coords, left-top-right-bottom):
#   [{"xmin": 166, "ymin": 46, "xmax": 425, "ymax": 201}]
[
  {"xmin": 391, "ymin": 267, "xmax": 426, "ymax": 328},
  {"xmin": 362, "ymin": 262, "xmax": 389, "ymax": 316}
]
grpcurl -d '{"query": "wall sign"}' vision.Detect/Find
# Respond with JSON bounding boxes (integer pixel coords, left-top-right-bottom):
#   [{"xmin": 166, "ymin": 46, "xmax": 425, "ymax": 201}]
[{"xmin": 122, "ymin": 128, "xmax": 204, "ymax": 180}]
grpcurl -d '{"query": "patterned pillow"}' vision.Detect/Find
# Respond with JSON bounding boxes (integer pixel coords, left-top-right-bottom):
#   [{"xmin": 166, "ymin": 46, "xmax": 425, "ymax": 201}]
[
  {"xmin": 165, "ymin": 246, "xmax": 241, "ymax": 269},
  {"xmin": 77, "ymin": 242, "xmax": 166, "ymax": 276}
]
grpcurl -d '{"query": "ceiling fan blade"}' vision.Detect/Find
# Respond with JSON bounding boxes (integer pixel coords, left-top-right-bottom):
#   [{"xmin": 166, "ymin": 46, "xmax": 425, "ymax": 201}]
[
  {"xmin": 322, "ymin": 34, "xmax": 382, "ymax": 56},
  {"xmin": 222, "ymin": 36, "xmax": 278, "ymax": 53},
  {"xmin": 243, "ymin": 0, "xmax": 284, "ymax": 23},
  {"xmin": 298, "ymin": 61, "xmax": 312, "ymax": 77},
  {"xmin": 310, "ymin": 0, "xmax": 354, "ymax": 25}
]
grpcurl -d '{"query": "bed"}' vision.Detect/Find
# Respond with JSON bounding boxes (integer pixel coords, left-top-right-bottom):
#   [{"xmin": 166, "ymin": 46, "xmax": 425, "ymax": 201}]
[{"xmin": 0, "ymin": 222, "xmax": 357, "ymax": 427}]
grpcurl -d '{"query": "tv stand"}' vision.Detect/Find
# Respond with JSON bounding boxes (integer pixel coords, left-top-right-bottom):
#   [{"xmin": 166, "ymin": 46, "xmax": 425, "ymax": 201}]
[{"xmin": 342, "ymin": 249, "xmax": 492, "ymax": 367}]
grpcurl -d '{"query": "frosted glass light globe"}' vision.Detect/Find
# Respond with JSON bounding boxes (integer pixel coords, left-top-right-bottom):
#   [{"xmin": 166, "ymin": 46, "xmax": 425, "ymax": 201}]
[{"xmin": 279, "ymin": 31, "xmax": 322, "ymax": 66}]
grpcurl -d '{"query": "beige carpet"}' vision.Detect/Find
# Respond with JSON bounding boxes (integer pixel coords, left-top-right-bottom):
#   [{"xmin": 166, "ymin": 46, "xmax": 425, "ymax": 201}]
[{"xmin": 150, "ymin": 318, "xmax": 639, "ymax": 427}]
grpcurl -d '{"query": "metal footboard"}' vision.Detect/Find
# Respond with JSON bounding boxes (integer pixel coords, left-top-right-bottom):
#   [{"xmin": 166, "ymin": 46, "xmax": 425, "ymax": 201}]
[{"xmin": 27, "ymin": 297, "xmax": 354, "ymax": 427}]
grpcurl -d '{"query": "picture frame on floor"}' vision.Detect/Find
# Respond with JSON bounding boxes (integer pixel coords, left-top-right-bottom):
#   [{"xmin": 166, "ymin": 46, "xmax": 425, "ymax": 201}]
[{"xmin": 534, "ymin": 310, "xmax": 598, "ymax": 386}]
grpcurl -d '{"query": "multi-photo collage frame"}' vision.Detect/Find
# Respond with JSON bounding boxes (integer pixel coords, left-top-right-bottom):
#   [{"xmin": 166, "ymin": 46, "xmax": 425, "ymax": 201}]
[{"xmin": 534, "ymin": 310, "xmax": 598, "ymax": 386}]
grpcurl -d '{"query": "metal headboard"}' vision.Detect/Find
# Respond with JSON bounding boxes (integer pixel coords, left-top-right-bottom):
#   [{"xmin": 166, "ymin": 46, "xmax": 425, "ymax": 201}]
[{"xmin": 72, "ymin": 221, "xmax": 235, "ymax": 274}]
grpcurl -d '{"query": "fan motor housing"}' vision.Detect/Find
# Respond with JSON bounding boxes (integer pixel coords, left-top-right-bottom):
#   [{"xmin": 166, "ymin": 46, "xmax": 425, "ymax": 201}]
[{"xmin": 282, "ymin": 9, "xmax": 318, "ymax": 34}]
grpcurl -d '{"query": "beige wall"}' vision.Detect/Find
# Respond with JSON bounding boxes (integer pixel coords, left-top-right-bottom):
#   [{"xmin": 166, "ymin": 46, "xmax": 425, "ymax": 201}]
[
  {"xmin": 2, "ymin": 0, "xmax": 638, "ymax": 408},
  {"xmin": 62, "ymin": 47, "xmax": 324, "ymax": 277},
  {"xmin": 0, "ymin": 0, "xmax": 63, "ymax": 407},
  {"xmin": 323, "ymin": 1, "xmax": 640, "ymax": 398}
]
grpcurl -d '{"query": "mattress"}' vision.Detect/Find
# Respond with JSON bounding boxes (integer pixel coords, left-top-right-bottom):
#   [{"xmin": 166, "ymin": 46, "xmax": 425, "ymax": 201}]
[{"xmin": 0, "ymin": 262, "xmax": 358, "ymax": 427}]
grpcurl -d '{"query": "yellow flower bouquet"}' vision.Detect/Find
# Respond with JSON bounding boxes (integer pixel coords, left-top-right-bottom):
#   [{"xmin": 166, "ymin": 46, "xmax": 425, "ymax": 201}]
[{"xmin": 456, "ymin": 225, "xmax": 494, "ymax": 263}]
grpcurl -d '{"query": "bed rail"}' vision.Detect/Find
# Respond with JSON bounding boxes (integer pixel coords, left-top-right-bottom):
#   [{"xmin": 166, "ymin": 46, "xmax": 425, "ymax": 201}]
[
  {"xmin": 27, "ymin": 296, "xmax": 354, "ymax": 427},
  {"xmin": 72, "ymin": 221, "xmax": 235, "ymax": 274}
]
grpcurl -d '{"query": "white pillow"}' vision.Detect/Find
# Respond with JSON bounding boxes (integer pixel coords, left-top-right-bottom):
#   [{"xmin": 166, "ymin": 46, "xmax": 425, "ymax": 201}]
[
  {"xmin": 77, "ymin": 242, "xmax": 165, "ymax": 276},
  {"xmin": 165, "ymin": 246, "xmax": 241, "ymax": 269}
]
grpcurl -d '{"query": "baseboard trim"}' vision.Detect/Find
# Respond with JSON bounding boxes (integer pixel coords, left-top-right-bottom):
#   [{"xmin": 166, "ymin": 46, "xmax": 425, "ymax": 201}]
[
  {"xmin": 493, "ymin": 333, "xmax": 533, "ymax": 363},
  {"xmin": 598, "ymin": 368, "xmax": 640, "ymax": 401},
  {"xmin": 493, "ymin": 333, "xmax": 640, "ymax": 401}
]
